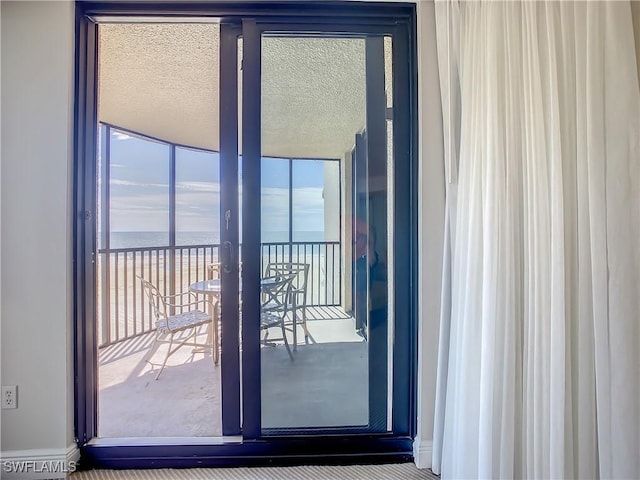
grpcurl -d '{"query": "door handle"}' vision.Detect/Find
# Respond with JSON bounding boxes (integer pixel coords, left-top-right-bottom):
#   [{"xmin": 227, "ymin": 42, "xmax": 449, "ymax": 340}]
[{"xmin": 222, "ymin": 241, "xmax": 235, "ymax": 274}]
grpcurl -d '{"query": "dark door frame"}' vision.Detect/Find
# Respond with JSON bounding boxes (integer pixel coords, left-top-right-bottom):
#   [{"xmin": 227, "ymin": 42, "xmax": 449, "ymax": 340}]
[
  {"xmin": 74, "ymin": 1, "xmax": 418, "ymax": 469},
  {"xmin": 219, "ymin": 23, "xmax": 242, "ymax": 437}
]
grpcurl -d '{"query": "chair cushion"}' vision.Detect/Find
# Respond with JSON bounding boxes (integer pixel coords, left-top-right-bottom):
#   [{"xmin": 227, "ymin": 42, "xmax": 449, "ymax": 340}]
[
  {"xmin": 156, "ymin": 309, "xmax": 210, "ymax": 332},
  {"xmin": 260, "ymin": 311, "xmax": 284, "ymax": 329},
  {"xmin": 261, "ymin": 300, "xmax": 295, "ymax": 312}
]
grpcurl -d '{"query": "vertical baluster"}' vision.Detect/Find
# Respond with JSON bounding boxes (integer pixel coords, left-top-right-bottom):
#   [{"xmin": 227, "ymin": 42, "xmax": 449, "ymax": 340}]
[
  {"xmin": 187, "ymin": 247, "xmax": 191, "ymax": 291},
  {"xmin": 311, "ymin": 243, "xmax": 321, "ymax": 303},
  {"xmin": 331, "ymin": 243, "xmax": 342, "ymax": 305},
  {"xmin": 328, "ymin": 243, "xmax": 332, "ymax": 305},
  {"xmin": 124, "ymin": 251, "xmax": 129, "ymax": 339},
  {"xmin": 312, "ymin": 243, "xmax": 315, "ymax": 306},
  {"xmin": 324, "ymin": 242, "xmax": 328, "ymax": 305},
  {"xmin": 150, "ymin": 250, "xmax": 154, "ymax": 331},
  {"xmin": 162, "ymin": 248, "xmax": 166, "ymax": 297},
  {"xmin": 317, "ymin": 244, "xmax": 321, "ymax": 306},
  {"xmin": 336, "ymin": 244, "xmax": 340, "ymax": 305},
  {"xmin": 133, "ymin": 250, "xmax": 137, "ymax": 336},
  {"xmin": 114, "ymin": 252, "xmax": 120, "ymax": 342},
  {"xmin": 268, "ymin": 244, "xmax": 272, "ymax": 272},
  {"xmin": 169, "ymin": 245, "xmax": 176, "ymax": 311},
  {"xmin": 194, "ymin": 247, "xmax": 198, "ymax": 284},
  {"xmin": 165, "ymin": 247, "xmax": 170, "ymax": 315},
  {"xmin": 264, "ymin": 245, "xmax": 268, "ymax": 274},
  {"xmin": 204, "ymin": 246, "xmax": 207, "ymax": 280},
  {"xmin": 140, "ymin": 251, "xmax": 145, "ymax": 333},
  {"xmin": 327, "ymin": 243, "xmax": 331, "ymax": 305},
  {"xmin": 325, "ymin": 243, "xmax": 328, "ymax": 306},
  {"xmin": 303, "ymin": 243, "xmax": 307, "ymax": 303},
  {"xmin": 179, "ymin": 248, "xmax": 184, "ymax": 295},
  {"xmin": 203, "ymin": 246, "xmax": 208, "ymax": 282},
  {"xmin": 105, "ymin": 252, "xmax": 112, "ymax": 346},
  {"xmin": 147, "ymin": 250, "xmax": 152, "ymax": 331},
  {"xmin": 153, "ymin": 249, "xmax": 156, "ymax": 294}
]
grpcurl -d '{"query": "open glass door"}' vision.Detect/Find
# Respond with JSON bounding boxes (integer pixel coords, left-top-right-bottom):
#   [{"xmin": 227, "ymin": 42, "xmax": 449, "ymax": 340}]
[{"xmin": 96, "ymin": 21, "xmax": 244, "ymax": 439}]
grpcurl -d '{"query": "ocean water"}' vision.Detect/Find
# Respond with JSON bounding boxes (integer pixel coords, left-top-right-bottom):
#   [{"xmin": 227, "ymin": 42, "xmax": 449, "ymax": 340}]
[{"xmin": 107, "ymin": 231, "xmax": 327, "ymax": 249}]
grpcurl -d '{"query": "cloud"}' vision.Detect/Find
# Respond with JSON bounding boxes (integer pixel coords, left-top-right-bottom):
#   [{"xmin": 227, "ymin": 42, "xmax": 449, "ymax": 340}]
[
  {"xmin": 110, "ymin": 179, "xmax": 168, "ymax": 188},
  {"xmin": 113, "ymin": 131, "xmax": 132, "ymax": 141},
  {"xmin": 176, "ymin": 181, "xmax": 221, "ymax": 193}
]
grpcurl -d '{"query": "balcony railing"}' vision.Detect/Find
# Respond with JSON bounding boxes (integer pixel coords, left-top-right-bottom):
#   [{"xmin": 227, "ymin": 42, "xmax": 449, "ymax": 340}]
[{"xmin": 97, "ymin": 241, "xmax": 341, "ymax": 347}]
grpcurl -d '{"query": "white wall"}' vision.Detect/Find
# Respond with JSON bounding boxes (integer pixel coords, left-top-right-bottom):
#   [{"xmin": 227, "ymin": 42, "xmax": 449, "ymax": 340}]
[
  {"xmin": 323, "ymin": 161, "xmax": 341, "ymax": 241},
  {"xmin": 1, "ymin": 0, "xmax": 75, "ymax": 456},
  {"xmin": 413, "ymin": 0, "xmax": 444, "ymax": 467},
  {"xmin": 0, "ymin": 0, "xmax": 443, "ymax": 471}
]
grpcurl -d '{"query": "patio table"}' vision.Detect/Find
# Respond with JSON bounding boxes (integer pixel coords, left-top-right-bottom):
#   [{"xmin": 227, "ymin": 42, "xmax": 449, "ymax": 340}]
[
  {"xmin": 188, "ymin": 277, "xmax": 295, "ymax": 361},
  {"xmin": 189, "ymin": 279, "xmax": 224, "ymax": 363}
]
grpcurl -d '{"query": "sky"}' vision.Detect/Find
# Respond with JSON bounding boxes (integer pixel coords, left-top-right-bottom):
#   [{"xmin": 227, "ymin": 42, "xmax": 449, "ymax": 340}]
[{"xmin": 102, "ymin": 129, "xmax": 339, "ymax": 242}]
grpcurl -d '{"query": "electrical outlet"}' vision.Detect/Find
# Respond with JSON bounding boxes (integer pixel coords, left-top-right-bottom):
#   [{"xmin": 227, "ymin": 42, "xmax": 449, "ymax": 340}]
[{"xmin": 2, "ymin": 385, "xmax": 18, "ymax": 409}]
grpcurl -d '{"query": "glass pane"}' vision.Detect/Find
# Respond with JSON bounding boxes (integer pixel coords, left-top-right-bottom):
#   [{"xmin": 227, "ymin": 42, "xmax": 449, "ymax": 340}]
[
  {"xmin": 292, "ymin": 159, "xmax": 340, "ymax": 243},
  {"xmin": 109, "ymin": 129, "xmax": 170, "ymax": 248},
  {"xmin": 97, "ymin": 23, "xmax": 222, "ymax": 439},
  {"xmin": 259, "ymin": 35, "xmax": 392, "ymax": 432},
  {"xmin": 261, "ymin": 158, "xmax": 290, "ymax": 243},
  {"xmin": 176, "ymin": 147, "xmax": 220, "ymax": 247},
  {"xmin": 384, "ymin": 35, "xmax": 394, "ymax": 430}
]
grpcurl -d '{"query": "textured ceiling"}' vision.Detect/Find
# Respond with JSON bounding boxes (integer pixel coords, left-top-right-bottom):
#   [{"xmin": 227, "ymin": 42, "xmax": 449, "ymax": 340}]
[
  {"xmin": 99, "ymin": 24, "xmax": 221, "ymax": 152},
  {"xmin": 99, "ymin": 24, "xmax": 367, "ymax": 159}
]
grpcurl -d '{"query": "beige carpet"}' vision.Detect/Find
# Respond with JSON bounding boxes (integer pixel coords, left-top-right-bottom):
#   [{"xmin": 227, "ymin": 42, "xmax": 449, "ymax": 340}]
[{"xmin": 71, "ymin": 463, "xmax": 439, "ymax": 479}]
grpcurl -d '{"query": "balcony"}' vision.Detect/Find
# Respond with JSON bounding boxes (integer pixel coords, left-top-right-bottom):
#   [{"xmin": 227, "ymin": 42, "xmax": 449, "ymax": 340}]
[
  {"xmin": 99, "ymin": 306, "xmax": 364, "ymax": 437},
  {"xmin": 97, "ymin": 239, "xmax": 367, "ymax": 436},
  {"xmin": 96, "ymin": 121, "xmax": 366, "ymax": 435}
]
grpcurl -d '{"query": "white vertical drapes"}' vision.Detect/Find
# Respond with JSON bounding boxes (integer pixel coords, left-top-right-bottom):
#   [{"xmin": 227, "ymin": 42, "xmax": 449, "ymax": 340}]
[{"xmin": 432, "ymin": 1, "xmax": 640, "ymax": 478}]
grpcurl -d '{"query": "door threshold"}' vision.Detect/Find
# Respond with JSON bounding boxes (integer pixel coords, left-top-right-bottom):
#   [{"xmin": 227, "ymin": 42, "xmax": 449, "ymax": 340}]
[
  {"xmin": 87, "ymin": 436, "xmax": 243, "ymax": 447},
  {"xmin": 80, "ymin": 435, "xmax": 414, "ymax": 470}
]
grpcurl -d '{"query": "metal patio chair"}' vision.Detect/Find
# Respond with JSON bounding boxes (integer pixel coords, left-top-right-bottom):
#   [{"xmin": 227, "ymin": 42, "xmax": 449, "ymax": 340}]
[
  {"xmin": 260, "ymin": 272, "xmax": 297, "ymax": 361},
  {"xmin": 264, "ymin": 262, "xmax": 310, "ymax": 348},
  {"xmin": 138, "ymin": 275, "xmax": 214, "ymax": 380}
]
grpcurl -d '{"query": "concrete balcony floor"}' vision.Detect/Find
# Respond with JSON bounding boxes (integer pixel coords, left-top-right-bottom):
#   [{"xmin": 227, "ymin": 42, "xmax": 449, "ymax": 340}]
[{"xmin": 98, "ymin": 306, "xmax": 367, "ymax": 438}]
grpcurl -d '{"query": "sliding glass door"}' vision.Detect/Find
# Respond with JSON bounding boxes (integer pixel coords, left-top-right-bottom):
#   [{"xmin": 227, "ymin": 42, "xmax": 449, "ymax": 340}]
[
  {"xmin": 96, "ymin": 22, "xmax": 238, "ymax": 438},
  {"xmin": 77, "ymin": 2, "xmax": 416, "ymax": 465},
  {"xmin": 240, "ymin": 21, "xmax": 414, "ymax": 438}
]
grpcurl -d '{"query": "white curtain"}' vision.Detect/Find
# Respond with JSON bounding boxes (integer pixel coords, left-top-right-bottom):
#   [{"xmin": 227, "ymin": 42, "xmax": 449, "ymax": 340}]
[{"xmin": 432, "ymin": 1, "xmax": 640, "ymax": 478}]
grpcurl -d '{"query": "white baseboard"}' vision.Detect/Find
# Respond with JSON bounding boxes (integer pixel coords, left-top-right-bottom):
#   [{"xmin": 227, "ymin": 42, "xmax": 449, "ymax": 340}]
[
  {"xmin": 413, "ymin": 438, "xmax": 433, "ymax": 469},
  {"xmin": 0, "ymin": 444, "xmax": 79, "ymax": 479}
]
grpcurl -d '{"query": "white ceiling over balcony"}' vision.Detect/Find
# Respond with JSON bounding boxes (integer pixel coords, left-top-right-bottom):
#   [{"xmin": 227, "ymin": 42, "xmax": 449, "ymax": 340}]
[{"xmin": 98, "ymin": 23, "xmax": 367, "ymax": 159}]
